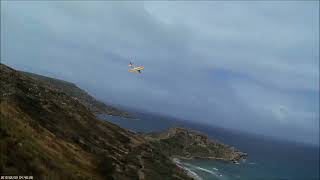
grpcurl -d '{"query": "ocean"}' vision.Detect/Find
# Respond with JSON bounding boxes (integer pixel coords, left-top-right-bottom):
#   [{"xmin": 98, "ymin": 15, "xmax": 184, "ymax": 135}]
[{"xmin": 98, "ymin": 112, "xmax": 319, "ymax": 180}]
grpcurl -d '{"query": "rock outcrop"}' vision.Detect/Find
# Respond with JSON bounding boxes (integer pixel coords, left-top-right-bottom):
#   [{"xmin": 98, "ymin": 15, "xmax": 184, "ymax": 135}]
[{"xmin": 143, "ymin": 127, "xmax": 247, "ymax": 162}]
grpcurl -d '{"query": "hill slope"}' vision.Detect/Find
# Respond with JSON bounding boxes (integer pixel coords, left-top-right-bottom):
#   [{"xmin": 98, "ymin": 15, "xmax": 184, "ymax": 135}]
[
  {"xmin": 0, "ymin": 64, "xmax": 191, "ymax": 180},
  {"xmin": 21, "ymin": 71, "xmax": 131, "ymax": 118},
  {"xmin": 143, "ymin": 127, "xmax": 247, "ymax": 162}
]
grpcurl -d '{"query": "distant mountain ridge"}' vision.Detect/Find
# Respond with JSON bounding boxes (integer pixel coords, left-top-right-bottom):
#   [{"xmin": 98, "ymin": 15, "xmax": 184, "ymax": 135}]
[{"xmin": 20, "ymin": 71, "xmax": 131, "ymax": 118}]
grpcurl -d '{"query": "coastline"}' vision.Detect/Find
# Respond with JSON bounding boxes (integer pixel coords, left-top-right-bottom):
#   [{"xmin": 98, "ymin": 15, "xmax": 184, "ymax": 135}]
[
  {"xmin": 171, "ymin": 155, "xmax": 246, "ymax": 163},
  {"xmin": 171, "ymin": 156, "xmax": 246, "ymax": 179},
  {"xmin": 172, "ymin": 158, "xmax": 231, "ymax": 180},
  {"xmin": 172, "ymin": 158, "xmax": 203, "ymax": 180}
]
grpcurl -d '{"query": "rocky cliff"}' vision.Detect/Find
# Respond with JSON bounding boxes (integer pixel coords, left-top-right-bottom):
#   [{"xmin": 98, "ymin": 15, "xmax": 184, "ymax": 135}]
[{"xmin": 143, "ymin": 127, "xmax": 247, "ymax": 162}]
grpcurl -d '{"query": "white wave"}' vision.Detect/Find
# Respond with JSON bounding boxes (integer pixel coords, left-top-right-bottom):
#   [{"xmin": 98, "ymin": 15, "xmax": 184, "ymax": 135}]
[
  {"xmin": 172, "ymin": 159, "xmax": 203, "ymax": 180},
  {"xmin": 212, "ymin": 167, "xmax": 219, "ymax": 171},
  {"xmin": 178, "ymin": 161, "xmax": 229, "ymax": 180},
  {"xmin": 181, "ymin": 162, "xmax": 219, "ymax": 176},
  {"xmin": 186, "ymin": 168, "xmax": 203, "ymax": 180},
  {"xmin": 194, "ymin": 166, "xmax": 218, "ymax": 175},
  {"xmin": 180, "ymin": 165, "xmax": 203, "ymax": 180}
]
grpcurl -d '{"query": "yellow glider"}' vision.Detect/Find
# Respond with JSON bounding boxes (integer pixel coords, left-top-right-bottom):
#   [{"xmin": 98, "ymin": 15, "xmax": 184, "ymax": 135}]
[{"xmin": 128, "ymin": 62, "xmax": 144, "ymax": 73}]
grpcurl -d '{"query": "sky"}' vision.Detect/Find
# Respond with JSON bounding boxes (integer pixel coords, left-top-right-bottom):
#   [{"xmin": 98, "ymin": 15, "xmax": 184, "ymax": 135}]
[{"xmin": 1, "ymin": 1, "xmax": 319, "ymax": 145}]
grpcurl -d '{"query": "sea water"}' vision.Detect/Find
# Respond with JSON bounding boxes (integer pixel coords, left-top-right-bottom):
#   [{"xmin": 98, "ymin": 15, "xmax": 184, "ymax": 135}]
[{"xmin": 98, "ymin": 113, "xmax": 319, "ymax": 180}]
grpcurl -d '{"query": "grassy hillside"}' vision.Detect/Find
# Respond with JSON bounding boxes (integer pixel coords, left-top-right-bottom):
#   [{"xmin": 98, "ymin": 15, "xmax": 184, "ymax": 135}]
[
  {"xmin": 0, "ymin": 64, "xmax": 191, "ymax": 180},
  {"xmin": 21, "ymin": 71, "xmax": 131, "ymax": 118}
]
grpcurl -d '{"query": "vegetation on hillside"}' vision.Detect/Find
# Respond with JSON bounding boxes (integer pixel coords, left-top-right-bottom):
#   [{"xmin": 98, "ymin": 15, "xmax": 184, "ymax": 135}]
[
  {"xmin": 143, "ymin": 127, "xmax": 247, "ymax": 161},
  {"xmin": 21, "ymin": 71, "xmax": 131, "ymax": 118},
  {"xmin": 0, "ymin": 64, "xmax": 191, "ymax": 180}
]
